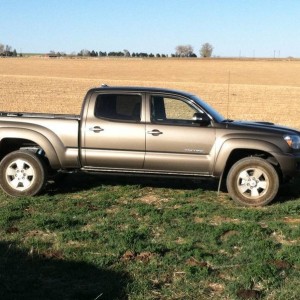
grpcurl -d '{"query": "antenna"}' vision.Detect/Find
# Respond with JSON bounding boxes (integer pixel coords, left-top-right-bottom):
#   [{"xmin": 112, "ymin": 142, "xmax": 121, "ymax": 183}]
[{"xmin": 226, "ymin": 71, "xmax": 231, "ymax": 119}]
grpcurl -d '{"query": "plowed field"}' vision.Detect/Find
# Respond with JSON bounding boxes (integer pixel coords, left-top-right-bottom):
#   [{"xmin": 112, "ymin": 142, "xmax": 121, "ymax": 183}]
[{"xmin": 1, "ymin": 57, "xmax": 300, "ymax": 128}]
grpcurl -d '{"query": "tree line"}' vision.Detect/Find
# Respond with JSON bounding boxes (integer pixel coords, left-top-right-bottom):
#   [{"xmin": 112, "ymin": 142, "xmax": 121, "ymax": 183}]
[
  {"xmin": 1, "ymin": 41, "xmax": 213, "ymax": 58},
  {"xmin": 75, "ymin": 49, "xmax": 169, "ymax": 58},
  {"xmin": 74, "ymin": 43, "xmax": 213, "ymax": 58}
]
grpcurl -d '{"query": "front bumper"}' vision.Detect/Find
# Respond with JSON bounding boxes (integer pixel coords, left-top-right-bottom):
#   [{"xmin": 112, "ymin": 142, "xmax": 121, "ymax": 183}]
[{"xmin": 274, "ymin": 152, "xmax": 300, "ymax": 178}]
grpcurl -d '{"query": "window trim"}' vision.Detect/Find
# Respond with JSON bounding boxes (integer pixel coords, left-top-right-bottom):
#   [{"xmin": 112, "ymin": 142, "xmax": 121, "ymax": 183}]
[
  {"xmin": 94, "ymin": 93, "xmax": 144, "ymax": 123},
  {"xmin": 149, "ymin": 93, "xmax": 203, "ymax": 127}
]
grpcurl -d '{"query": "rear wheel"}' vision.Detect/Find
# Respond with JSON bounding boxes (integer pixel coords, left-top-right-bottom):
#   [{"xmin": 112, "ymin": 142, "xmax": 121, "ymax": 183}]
[
  {"xmin": 0, "ymin": 150, "xmax": 47, "ymax": 197},
  {"xmin": 226, "ymin": 157, "xmax": 279, "ymax": 206}
]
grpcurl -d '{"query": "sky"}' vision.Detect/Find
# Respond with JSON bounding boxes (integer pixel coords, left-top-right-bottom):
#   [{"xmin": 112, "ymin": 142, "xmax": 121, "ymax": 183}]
[{"xmin": 1, "ymin": 0, "xmax": 300, "ymax": 57}]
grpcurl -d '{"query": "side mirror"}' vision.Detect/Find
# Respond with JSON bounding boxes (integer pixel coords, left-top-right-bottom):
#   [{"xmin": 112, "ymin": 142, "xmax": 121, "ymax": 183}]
[{"xmin": 192, "ymin": 112, "xmax": 211, "ymax": 125}]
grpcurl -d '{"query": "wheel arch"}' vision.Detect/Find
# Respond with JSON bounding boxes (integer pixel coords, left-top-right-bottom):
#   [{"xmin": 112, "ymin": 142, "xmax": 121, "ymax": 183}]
[
  {"xmin": 222, "ymin": 148, "xmax": 283, "ymax": 183},
  {"xmin": 0, "ymin": 128, "xmax": 62, "ymax": 169},
  {"xmin": 214, "ymin": 139, "xmax": 284, "ymax": 181}
]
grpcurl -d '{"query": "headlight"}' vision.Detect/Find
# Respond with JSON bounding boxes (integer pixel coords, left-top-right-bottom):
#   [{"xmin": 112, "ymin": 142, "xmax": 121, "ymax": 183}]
[{"xmin": 284, "ymin": 135, "xmax": 300, "ymax": 149}]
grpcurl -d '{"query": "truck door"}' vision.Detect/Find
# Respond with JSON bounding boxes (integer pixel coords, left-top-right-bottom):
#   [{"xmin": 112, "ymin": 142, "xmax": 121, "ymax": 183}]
[
  {"xmin": 144, "ymin": 94, "xmax": 215, "ymax": 174},
  {"xmin": 82, "ymin": 93, "xmax": 145, "ymax": 169}
]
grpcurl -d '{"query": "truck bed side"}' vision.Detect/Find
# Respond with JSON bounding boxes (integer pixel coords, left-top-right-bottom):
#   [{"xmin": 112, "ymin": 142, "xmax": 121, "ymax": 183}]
[{"xmin": 0, "ymin": 113, "xmax": 80, "ymax": 169}]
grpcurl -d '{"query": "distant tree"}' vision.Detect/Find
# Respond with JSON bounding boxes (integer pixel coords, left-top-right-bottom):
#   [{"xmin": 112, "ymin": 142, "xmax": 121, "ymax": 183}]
[
  {"xmin": 123, "ymin": 49, "xmax": 130, "ymax": 57},
  {"xmin": 5, "ymin": 45, "xmax": 12, "ymax": 53},
  {"xmin": 156, "ymin": 53, "xmax": 161, "ymax": 58},
  {"xmin": 48, "ymin": 50, "xmax": 65, "ymax": 57},
  {"xmin": 162, "ymin": 54, "xmax": 167, "ymax": 58},
  {"xmin": 0, "ymin": 43, "xmax": 17, "ymax": 56},
  {"xmin": 108, "ymin": 51, "xmax": 124, "ymax": 57},
  {"xmin": 78, "ymin": 49, "xmax": 90, "ymax": 56},
  {"xmin": 149, "ymin": 53, "xmax": 154, "ymax": 57},
  {"xmin": 139, "ymin": 52, "xmax": 148, "ymax": 57},
  {"xmin": 175, "ymin": 45, "xmax": 194, "ymax": 57},
  {"xmin": 90, "ymin": 50, "xmax": 98, "ymax": 57},
  {"xmin": 200, "ymin": 43, "xmax": 213, "ymax": 58},
  {"xmin": 132, "ymin": 52, "xmax": 136, "ymax": 57}
]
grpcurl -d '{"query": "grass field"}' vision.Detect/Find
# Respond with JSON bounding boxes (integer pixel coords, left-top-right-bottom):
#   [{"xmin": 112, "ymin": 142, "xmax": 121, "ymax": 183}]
[
  {"xmin": 1, "ymin": 57, "xmax": 300, "ymax": 299},
  {"xmin": 1, "ymin": 175, "xmax": 300, "ymax": 299}
]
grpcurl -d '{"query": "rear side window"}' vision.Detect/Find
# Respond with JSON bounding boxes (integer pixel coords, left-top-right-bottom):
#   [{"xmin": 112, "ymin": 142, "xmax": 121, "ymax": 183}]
[{"xmin": 95, "ymin": 94, "xmax": 142, "ymax": 122}]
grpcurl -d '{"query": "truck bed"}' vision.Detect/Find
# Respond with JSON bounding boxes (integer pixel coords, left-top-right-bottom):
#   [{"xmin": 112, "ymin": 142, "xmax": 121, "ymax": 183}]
[
  {"xmin": 0, "ymin": 111, "xmax": 81, "ymax": 169},
  {"xmin": 0, "ymin": 111, "xmax": 80, "ymax": 120}
]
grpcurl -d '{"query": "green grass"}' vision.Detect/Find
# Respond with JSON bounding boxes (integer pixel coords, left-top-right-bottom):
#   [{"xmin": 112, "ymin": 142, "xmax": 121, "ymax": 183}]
[{"xmin": 1, "ymin": 174, "xmax": 300, "ymax": 299}]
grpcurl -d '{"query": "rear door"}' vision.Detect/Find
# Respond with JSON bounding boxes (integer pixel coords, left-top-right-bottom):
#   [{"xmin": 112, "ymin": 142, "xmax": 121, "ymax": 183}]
[
  {"xmin": 144, "ymin": 93, "xmax": 216, "ymax": 174},
  {"xmin": 82, "ymin": 92, "xmax": 146, "ymax": 169}
]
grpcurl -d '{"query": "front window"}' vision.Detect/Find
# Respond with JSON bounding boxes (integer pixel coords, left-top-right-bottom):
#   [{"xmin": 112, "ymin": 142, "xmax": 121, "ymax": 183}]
[{"xmin": 151, "ymin": 96, "xmax": 199, "ymax": 125}]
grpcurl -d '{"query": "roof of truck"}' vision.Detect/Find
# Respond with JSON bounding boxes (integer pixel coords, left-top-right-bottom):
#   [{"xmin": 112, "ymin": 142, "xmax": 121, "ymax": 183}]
[{"xmin": 89, "ymin": 85, "xmax": 195, "ymax": 98}]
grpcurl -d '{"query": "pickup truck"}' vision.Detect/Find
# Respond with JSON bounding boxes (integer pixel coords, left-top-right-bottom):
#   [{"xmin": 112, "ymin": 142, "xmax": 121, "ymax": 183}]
[{"xmin": 0, "ymin": 85, "xmax": 300, "ymax": 206}]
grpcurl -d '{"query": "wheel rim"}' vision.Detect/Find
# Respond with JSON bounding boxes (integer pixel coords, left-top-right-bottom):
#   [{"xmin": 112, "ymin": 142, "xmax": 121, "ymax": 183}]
[
  {"xmin": 5, "ymin": 159, "xmax": 36, "ymax": 191},
  {"xmin": 236, "ymin": 167, "xmax": 269, "ymax": 200}
]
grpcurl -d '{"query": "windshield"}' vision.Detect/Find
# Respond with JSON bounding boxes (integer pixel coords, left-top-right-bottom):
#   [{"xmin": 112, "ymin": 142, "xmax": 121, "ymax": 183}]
[{"xmin": 191, "ymin": 95, "xmax": 225, "ymax": 123}]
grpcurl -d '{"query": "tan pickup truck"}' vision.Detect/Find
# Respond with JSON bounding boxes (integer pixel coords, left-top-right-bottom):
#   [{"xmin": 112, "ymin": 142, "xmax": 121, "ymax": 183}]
[{"xmin": 0, "ymin": 85, "xmax": 300, "ymax": 206}]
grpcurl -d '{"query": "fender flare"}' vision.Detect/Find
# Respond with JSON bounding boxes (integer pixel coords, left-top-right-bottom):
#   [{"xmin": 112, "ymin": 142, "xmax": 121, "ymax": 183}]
[
  {"xmin": 0, "ymin": 127, "xmax": 64, "ymax": 169},
  {"xmin": 213, "ymin": 138, "xmax": 283, "ymax": 176}
]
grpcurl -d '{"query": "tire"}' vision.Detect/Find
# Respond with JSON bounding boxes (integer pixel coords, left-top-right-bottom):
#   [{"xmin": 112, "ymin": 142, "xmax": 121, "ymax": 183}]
[
  {"xmin": 0, "ymin": 150, "xmax": 47, "ymax": 197},
  {"xmin": 226, "ymin": 157, "xmax": 279, "ymax": 207}
]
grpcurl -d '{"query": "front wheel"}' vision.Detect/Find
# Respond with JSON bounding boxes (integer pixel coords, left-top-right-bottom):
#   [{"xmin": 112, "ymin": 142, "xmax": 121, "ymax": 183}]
[
  {"xmin": 226, "ymin": 157, "xmax": 279, "ymax": 206},
  {"xmin": 0, "ymin": 150, "xmax": 47, "ymax": 197}
]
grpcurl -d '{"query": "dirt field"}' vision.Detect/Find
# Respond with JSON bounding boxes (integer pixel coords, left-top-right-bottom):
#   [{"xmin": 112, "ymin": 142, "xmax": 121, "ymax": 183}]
[{"xmin": 1, "ymin": 57, "xmax": 300, "ymax": 128}]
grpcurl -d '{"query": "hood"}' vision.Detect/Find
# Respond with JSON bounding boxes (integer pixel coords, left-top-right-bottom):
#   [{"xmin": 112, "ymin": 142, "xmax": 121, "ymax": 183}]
[{"xmin": 224, "ymin": 120, "xmax": 300, "ymax": 135}]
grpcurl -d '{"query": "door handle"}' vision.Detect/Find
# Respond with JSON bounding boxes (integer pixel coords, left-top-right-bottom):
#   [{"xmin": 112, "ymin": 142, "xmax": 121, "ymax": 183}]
[
  {"xmin": 89, "ymin": 126, "xmax": 104, "ymax": 133},
  {"xmin": 147, "ymin": 129, "xmax": 163, "ymax": 136}
]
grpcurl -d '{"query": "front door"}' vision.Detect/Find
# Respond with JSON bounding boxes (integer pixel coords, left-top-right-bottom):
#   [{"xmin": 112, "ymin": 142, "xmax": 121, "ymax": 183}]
[{"xmin": 144, "ymin": 94, "xmax": 215, "ymax": 174}]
